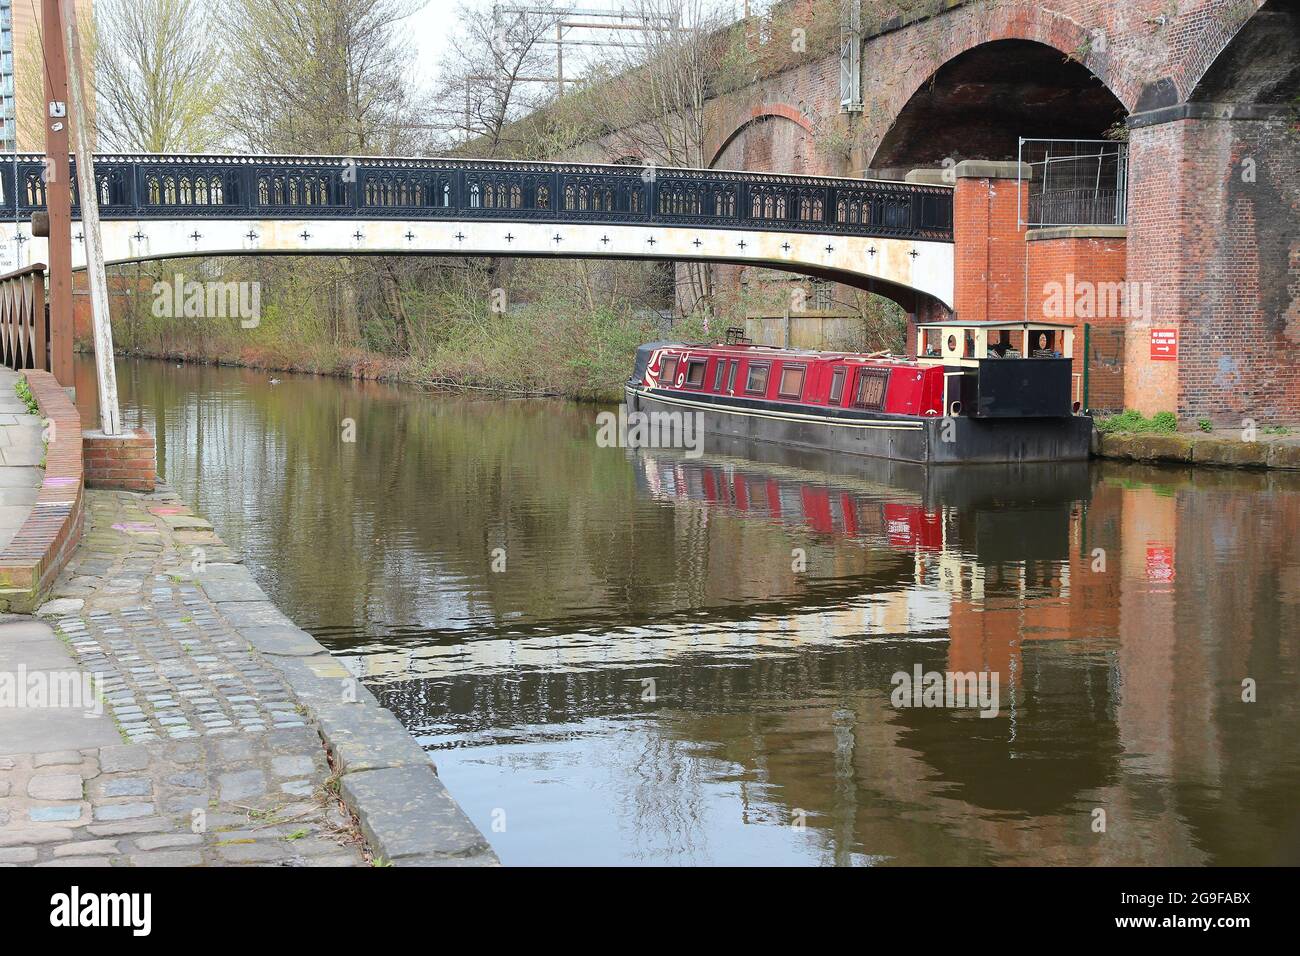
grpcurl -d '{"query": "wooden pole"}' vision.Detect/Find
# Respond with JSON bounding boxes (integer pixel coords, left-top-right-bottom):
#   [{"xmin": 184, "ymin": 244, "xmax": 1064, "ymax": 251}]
[
  {"xmin": 61, "ymin": 0, "xmax": 120, "ymax": 434},
  {"xmin": 40, "ymin": 0, "xmax": 73, "ymax": 387}
]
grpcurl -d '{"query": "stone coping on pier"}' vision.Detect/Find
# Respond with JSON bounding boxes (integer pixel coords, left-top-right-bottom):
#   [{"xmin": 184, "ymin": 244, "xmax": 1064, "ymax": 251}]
[
  {"xmin": 1, "ymin": 485, "xmax": 497, "ymax": 866},
  {"xmin": 1092, "ymin": 428, "xmax": 1300, "ymax": 469}
]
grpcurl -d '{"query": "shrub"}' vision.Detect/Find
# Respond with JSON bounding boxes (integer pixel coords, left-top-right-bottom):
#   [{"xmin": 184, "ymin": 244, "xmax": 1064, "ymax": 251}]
[{"xmin": 1096, "ymin": 409, "xmax": 1179, "ymax": 434}]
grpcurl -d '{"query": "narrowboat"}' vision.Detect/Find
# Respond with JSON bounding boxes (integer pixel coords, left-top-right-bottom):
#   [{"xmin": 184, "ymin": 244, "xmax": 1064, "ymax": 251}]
[{"xmin": 624, "ymin": 320, "xmax": 1092, "ymax": 464}]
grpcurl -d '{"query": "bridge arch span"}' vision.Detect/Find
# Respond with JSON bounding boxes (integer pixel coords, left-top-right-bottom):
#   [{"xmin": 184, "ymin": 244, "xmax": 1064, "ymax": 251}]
[
  {"xmin": 1186, "ymin": 0, "xmax": 1297, "ymax": 107},
  {"xmin": 708, "ymin": 104, "xmax": 816, "ymax": 171},
  {"xmin": 868, "ymin": 37, "xmax": 1127, "ymax": 174},
  {"xmin": 0, "ymin": 153, "xmax": 956, "ymax": 311},
  {"xmin": 0, "ymin": 216, "xmax": 953, "ymax": 314}
]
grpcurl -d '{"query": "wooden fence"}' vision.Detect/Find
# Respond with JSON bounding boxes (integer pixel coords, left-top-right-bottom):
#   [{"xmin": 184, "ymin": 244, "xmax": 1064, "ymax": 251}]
[{"xmin": 0, "ymin": 264, "xmax": 49, "ymax": 372}]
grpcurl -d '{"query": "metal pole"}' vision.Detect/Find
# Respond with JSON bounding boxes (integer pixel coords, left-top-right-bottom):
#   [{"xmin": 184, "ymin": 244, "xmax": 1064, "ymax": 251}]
[
  {"xmin": 1083, "ymin": 321, "xmax": 1091, "ymax": 410},
  {"xmin": 62, "ymin": 0, "xmax": 120, "ymax": 433},
  {"xmin": 555, "ymin": 21, "xmax": 564, "ymax": 98},
  {"xmin": 40, "ymin": 0, "xmax": 74, "ymax": 387}
]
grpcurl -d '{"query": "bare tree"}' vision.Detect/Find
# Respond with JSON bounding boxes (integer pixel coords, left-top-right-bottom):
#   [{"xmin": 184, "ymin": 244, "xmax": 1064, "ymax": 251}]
[
  {"xmin": 221, "ymin": 0, "xmax": 425, "ymax": 155},
  {"xmin": 596, "ymin": 0, "xmax": 735, "ymax": 313},
  {"xmin": 600, "ymin": 0, "xmax": 732, "ymax": 170},
  {"xmin": 433, "ymin": 2, "xmax": 561, "ymax": 156},
  {"xmin": 94, "ymin": 0, "xmax": 223, "ymax": 152},
  {"xmin": 218, "ymin": 0, "xmax": 431, "ymax": 351}
]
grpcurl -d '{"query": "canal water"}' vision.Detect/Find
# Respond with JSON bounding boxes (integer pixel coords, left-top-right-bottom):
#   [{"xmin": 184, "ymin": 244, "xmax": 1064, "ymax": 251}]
[{"xmin": 81, "ymin": 357, "xmax": 1300, "ymax": 866}]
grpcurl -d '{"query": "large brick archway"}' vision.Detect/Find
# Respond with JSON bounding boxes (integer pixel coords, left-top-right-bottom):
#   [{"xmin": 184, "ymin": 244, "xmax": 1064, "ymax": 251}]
[
  {"xmin": 861, "ymin": 4, "xmax": 1131, "ymax": 170},
  {"xmin": 707, "ymin": 103, "xmax": 817, "ymax": 173},
  {"xmin": 866, "ymin": 38, "xmax": 1128, "ymax": 176},
  {"xmin": 547, "ymin": 0, "xmax": 1294, "ymax": 420}
]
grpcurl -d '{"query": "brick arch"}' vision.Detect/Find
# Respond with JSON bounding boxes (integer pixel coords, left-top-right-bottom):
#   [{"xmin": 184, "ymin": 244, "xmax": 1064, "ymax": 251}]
[
  {"xmin": 1185, "ymin": 0, "xmax": 1291, "ymax": 105},
  {"xmin": 863, "ymin": 5, "xmax": 1130, "ymax": 165},
  {"xmin": 707, "ymin": 103, "xmax": 815, "ymax": 169}
]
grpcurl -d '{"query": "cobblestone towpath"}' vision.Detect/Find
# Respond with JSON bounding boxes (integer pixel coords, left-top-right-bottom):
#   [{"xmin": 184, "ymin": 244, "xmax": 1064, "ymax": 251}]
[{"xmin": 1, "ymin": 484, "xmax": 496, "ymax": 866}]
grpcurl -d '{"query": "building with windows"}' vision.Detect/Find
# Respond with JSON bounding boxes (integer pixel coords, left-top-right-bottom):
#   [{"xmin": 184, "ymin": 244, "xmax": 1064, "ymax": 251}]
[{"xmin": 0, "ymin": 0, "xmax": 15, "ymax": 152}]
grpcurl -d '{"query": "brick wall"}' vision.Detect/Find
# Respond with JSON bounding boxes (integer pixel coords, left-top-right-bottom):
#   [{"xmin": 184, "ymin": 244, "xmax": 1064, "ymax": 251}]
[
  {"xmin": 1126, "ymin": 114, "xmax": 1299, "ymax": 424},
  {"xmin": 83, "ymin": 430, "xmax": 156, "ymax": 493},
  {"xmin": 1027, "ymin": 233, "xmax": 1129, "ymax": 412},
  {"xmin": 953, "ymin": 170, "xmax": 1028, "ymax": 324}
]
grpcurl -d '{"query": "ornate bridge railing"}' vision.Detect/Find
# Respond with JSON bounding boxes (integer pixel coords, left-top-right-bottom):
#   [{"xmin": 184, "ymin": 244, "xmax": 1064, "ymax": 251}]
[
  {"xmin": 0, "ymin": 264, "xmax": 49, "ymax": 373},
  {"xmin": 0, "ymin": 154, "xmax": 954, "ymax": 242}
]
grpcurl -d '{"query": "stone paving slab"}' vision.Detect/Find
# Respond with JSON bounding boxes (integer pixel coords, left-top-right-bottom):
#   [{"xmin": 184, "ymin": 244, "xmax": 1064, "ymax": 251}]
[
  {"xmin": 0, "ymin": 732, "xmax": 365, "ymax": 866},
  {"xmin": 0, "ymin": 620, "xmax": 123, "ymax": 755},
  {"xmin": 3, "ymin": 483, "xmax": 497, "ymax": 867}
]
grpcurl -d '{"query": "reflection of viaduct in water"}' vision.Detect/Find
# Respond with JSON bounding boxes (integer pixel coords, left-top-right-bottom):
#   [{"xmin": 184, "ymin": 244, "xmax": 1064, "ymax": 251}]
[{"xmin": 363, "ymin": 443, "xmax": 1162, "ymax": 862}]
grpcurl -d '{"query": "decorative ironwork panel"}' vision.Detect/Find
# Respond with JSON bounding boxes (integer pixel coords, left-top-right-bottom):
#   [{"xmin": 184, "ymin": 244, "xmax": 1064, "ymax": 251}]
[{"xmin": 0, "ymin": 152, "xmax": 954, "ymax": 242}]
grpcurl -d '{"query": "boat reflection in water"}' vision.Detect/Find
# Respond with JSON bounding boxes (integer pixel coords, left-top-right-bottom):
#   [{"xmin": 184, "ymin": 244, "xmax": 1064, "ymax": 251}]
[
  {"xmin": 342, "ymin": 424, "xmax": 1297, "ymax": 867},
  {"xmin": 633, "ymin": 437, "xmax": 1094, "ymax": 678}
]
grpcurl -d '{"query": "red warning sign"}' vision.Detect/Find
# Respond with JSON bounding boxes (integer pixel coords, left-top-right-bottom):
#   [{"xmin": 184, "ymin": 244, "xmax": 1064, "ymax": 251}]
[{"xmin": 1150, "ymin": 328, "xmax": 1178, "ymax": 361}]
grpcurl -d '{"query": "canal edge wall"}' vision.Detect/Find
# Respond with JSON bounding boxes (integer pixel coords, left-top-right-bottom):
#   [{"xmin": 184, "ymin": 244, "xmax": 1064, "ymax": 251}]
[
  {"xmin": 148, "ymin": 489, "xmax": 500, "ymax": 866},
  {"xmin": 1091, "ymin": 428, "xmax": 1300, "ymax": 469},
  {"xmin": 0, "ymin": 370, "xmax": 85, "ymax": 614}
]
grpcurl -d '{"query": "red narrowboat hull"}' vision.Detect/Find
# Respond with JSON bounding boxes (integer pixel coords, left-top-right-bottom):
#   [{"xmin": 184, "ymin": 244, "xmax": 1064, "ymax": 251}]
[{"xmin": 625, "ymin": 341, "xmax": 1092, "ymax": 465}]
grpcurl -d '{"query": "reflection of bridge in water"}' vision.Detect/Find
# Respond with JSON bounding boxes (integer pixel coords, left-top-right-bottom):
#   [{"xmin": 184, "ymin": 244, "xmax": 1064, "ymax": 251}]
[
  {"xmin": 0, "ymin": 153, "xmax": 955, "ymax": 310},
  {"xmin": 350, "ymin": 442, "xmax": 1092, "ymax": 686},
  {"xmin": 363, "ymin": 443, "xmax": 1144, "ymax": 864}
]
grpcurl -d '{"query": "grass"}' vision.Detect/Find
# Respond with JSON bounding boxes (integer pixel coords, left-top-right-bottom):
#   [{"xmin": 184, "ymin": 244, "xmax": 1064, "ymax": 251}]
[
  {"xmin": 14, "ymin": 378, "xmax": 38, "ymax": 415},
  {"xmin": 1095, "ymin": 409, "xmax": 1179, "ymax": 434}
]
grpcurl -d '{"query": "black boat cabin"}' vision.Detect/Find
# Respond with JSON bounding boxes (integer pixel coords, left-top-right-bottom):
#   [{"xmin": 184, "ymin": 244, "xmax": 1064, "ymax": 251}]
[{"xmin": 915, "ymin": 320, "xmax": 1081, "ymax": 418}]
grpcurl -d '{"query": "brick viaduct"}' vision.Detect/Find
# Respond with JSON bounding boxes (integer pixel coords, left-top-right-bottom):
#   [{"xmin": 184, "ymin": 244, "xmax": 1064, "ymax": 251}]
[{"xmin": 561, "ymin": 0, "xmax": 1299, "ymax": 424}]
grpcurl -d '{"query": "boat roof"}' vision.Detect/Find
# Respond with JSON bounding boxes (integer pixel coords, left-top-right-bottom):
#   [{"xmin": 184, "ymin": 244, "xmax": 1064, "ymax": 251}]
[
  {"xmin": 657, "ymin": 342, "xmax": 911, "ymax": 363},
  {"xmin": 915, "ymin": 320, "xmax": 1075, "ymax": 330}
]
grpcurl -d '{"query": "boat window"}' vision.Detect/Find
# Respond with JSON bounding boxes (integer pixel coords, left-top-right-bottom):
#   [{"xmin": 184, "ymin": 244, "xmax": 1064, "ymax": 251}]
[
  {"xmin": 777, "ymin": 364, "xmax": 806, "ymax": 399},
  {"xmin": 684, "ymin": 359, "xmax": 707, "ymax": 388},
  {"xmin": 713, "ymin": 359, "xmax": 726, "ymax": 391},
  {"xmin": 829, "ymin": 367, "xmax": 846, "ymax": 403},
  {"xmin": 853, "ymin": 369, "xmax": 889, "ymax": 410},
  {"xmin": 725, "ymin": 359, "xmax": 738, "ymax": 393},
  {"xmin": 744, "ymin": 362, "xmax": 770, "ymax": 395},
  {"xmin": 659, "ymin": 356, "xmax": 678, "ymax": 386}
]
